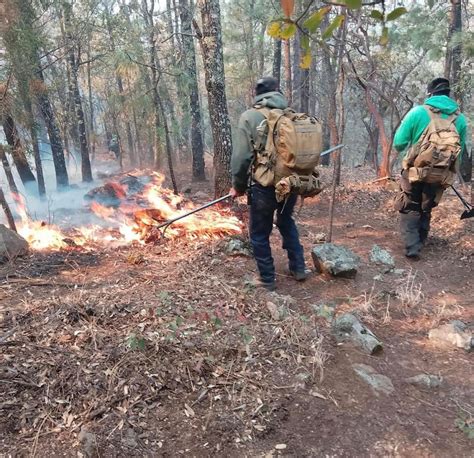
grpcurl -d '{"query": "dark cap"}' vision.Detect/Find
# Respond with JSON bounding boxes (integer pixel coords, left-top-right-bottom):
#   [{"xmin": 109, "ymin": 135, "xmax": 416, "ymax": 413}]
[
  {"xmin": 427, "ymin": 77, "xmax": 450, "ymax": 95},
  {"xmin": 255, "ymin": 76, "xmax": 279, "ymax": 96}
]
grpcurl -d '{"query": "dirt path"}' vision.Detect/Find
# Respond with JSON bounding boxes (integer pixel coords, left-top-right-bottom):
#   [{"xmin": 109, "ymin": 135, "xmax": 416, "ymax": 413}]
[{"xmin": 1, "ymin": 173, "xmax": 472, "ymax": 457}]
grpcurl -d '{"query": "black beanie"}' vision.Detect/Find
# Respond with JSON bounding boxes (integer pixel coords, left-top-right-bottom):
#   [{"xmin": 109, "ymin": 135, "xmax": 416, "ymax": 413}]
[
  {"xmin": 255, "ymin": 76, "xmax": 279, "ymax": 96},
  {"xmin": 427, "ymin": 77, "xmax": 450, "ymax": 95}
]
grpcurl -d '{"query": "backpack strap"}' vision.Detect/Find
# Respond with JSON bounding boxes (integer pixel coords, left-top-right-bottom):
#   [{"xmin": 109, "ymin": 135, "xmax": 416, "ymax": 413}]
[{"xmin": 424, "ymin": 105, "xmax": 458, "ymax": 125}]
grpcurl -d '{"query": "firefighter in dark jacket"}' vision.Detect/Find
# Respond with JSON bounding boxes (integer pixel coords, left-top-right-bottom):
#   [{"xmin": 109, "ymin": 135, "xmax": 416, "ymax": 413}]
[
  {"xmin": 229, "ymin": 77, "xmax": 306, "ymax": 291},
  {"xmin": 393, "ymin": 77, "xmax": 467, "ymax": 258}
]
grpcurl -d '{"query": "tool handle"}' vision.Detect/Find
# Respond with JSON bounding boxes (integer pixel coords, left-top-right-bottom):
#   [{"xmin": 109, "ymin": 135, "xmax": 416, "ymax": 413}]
[
  {"xmin": 450, "ymin": 185, "xmax": 472, "ymax": 210},
  {"xmin": 155, "ymin": 193, "xmax": 232, "ymax": 229}
]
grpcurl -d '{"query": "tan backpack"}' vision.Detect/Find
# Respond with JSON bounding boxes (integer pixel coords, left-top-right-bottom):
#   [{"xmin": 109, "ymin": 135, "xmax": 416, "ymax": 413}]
[
  {"xmin": 253, "ymin": 107, "xmax": 323, "ymax": 201},
  {"xmin": 403, "ymin": 105, "xmax": 461, "ymax": 187}
]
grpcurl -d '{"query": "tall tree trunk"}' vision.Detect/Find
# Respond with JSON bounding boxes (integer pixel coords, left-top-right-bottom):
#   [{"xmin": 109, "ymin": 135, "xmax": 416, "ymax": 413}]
[
  {"xmin": 283, "ymin": 39, "xmax": 292, "ymax": 105},
  {"xmin": 445, "ymin": 0, "xmax": 462, "ymax": 103},
  {"xmin": 64, "ymin": 2, "xmax": 92, "ymax": 182},
  {"xmin": 2, "ymin": 115, "xmax": 37, "ymax": 186},
  {"xmin": 87, "ymin": 39, "xmax": 96, "ymax": 163},
  {"xmin": 180, "ymin": 0, "xmax": 205, "ymax": 181},
  {"xmin": 272, "ymin": 39, "xmax": 282, "ymax": 86},
  {"xmin": 37, "ymin": 66, "xmax": 70, "ymax": 188},
  {"xmin": 0, "ymin": 144, "xmax": 19, "ymax": 195},
  {"xmin": 195, "ymin": 0, "xmax": 233, "ymax": 197},
  {"xmin": 0, "ymin": 185, "xmax": 17, "ymax": 232},
  {"xmin": 25, "ymin": 102, "xmax": 46, "ymax": 196},
  {"xmin": 292, "ymin": 32, "xmax": 301, "ymax": 110}
]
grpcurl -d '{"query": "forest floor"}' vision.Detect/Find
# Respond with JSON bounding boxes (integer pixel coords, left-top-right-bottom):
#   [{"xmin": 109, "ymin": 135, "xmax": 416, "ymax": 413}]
[{"xmin": 0, "ymin": 166, "xmax": 473, "ymax": 457}]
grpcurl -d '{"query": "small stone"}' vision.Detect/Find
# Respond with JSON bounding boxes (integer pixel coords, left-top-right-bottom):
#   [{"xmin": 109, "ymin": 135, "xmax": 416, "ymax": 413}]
[
  {"xmin": 405, "ymin": 374, "xmax": 443, "ymax": 389},
  {"xmin": 225, "ymin": 237, "xmax": 252, "ymax": 257},
  {"xmin": 266, "ymin": 301, "xmax": 283, "ymax": 321},
  {"xmin": 353, "ymin": 363, "xmax": 394, "ymax": 396},
  {"xmin": 311, "ymin": 302, "xmax": 336, "ymax": 321},
  {"xmin": 393, "ymin": 269, "xmax": 406, "ymax": 275},
  {"xmin": 78, "ymin": 427, "xmax": 97, "ymax": 457},
  {"xmin": 275, "ymin": 444, "xmax": 287, "ymax": 450},
  {"xmin": 313, "ymin": 232, "xmax": 327, "ymax": 243},
  {"xmin": 429, "ymin": 321, "xmax": 473, "ymax": 351},
  {"xmin": 370, "ymin": 245, "xmax": 395, "ymax": 271},
  {"xmin": 345, "ymin": 222, "xmax": 355, "ymax": 228},
  {"xmin": 373, "ymin": 274, "xmax": 383, "ymax": 281},
  {"xmin": 0, "ymin": 224, "xmax": 29, "ymax": 263},
  {"xmin": 311, "ymin": 243, "xmax": 360, "ymax": 278}
]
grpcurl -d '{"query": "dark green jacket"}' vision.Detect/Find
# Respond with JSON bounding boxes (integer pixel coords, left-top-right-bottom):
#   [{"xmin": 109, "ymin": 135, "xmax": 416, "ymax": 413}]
[
  {"xmin": 231, "ymin": 91, "xmax": 288, "ymax": 193},
  {"xmin": 393, "ymin": 95, "xmax": 467, "ymax": 158}
]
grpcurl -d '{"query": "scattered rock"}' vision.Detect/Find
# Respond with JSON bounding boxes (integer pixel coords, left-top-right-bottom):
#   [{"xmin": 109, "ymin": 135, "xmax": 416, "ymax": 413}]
[
  {"xmin": 225, "ymin": 237, "xmax": 252, "ymax": 257},
  {"xmin": 373, "ymin": 274, "xmax": 383, "ymax": 281},
  {"xmin": 266, "ymin": 301, "xmax": 287, "ymax": 321},
  {"xmin": 405, "ymin": 374, "xmax": 443, "ymax": 389},
  {"xmin": 393, "ymin": 268, "xmax": 406, "ymax": 275},
  {"xmin": 311, "ymin": 302, "xmax": 336, "ymax": 321},
  {"xmin": 370, "ymin": 245, "xmax": 395, "ymax": 272},
  {"xmin": 0, "ymin": 224, "xmax": 29, "ymax": 263},
  {"xmin": 345, "ymin": 222, "xmax": 355, "ymax": 228},
  {"xmin": 353, "ymin": 363, "xmax": 394, "ymax": 396},
  {"xmin": 311, "ymin": 243, "xmax": 360, "ymax": 278},
  {"xmin": 428, "ymin": 321, "xmax": 473, "ymax": 351},
  {"xmin": 78, "ymin": 427, "xmax": 97, "ymax": 457},
  {"xmin": 333, "ymin": 313, "xmax": 383, "ymax": 354},
  {"xmin": 313, "ymin": 232, "xmax": 327, "ymax": 243},
  {"xmin": 275, "ymin": 443, "xmax": 287, "ymax": 450}
]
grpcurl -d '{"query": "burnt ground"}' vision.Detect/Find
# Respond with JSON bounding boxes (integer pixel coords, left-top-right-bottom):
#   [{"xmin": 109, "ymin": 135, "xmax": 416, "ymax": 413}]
[{"xmin": 0, "ymin": 167, "xmax": 473, "ymax": 457}]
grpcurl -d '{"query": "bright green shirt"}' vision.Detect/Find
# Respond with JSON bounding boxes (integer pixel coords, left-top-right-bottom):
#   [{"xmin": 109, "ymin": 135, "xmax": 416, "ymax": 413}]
[{"xmin": 394, "ymin": 95, "xmax": 467, "ymax": 158}]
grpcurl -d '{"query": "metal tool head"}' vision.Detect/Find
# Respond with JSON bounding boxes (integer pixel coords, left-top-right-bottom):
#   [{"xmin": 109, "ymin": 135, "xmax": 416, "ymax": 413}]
[{"xmin": 460, "ymin": 208, "xmax": 474, "ymax": 220}]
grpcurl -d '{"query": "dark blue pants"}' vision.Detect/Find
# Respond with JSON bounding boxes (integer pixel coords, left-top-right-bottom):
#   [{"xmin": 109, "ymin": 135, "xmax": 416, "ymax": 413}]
[{"xmin": 249, "ymin": 184, "xmax": 305, "ymax": 283}]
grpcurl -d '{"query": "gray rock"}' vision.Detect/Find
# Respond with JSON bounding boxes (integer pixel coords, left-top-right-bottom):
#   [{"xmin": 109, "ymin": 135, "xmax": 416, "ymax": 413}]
[
  {"xmin": 313, "ymin": 232, "xmax": 327, "ymax": 243},
  {"xmin": 0, "ymin": 224, "xmax": 29, "ymax": 263},
  {"xmin": 333, "ymin": 313, "xmax": 383, "ymax": 354},
  {"xmin": 311, "ymin": 243, "xmax": 360, "ymax": 278},
  {"xmin": 225, "ymin": 237, "xmax": 252, "ymax": 257},
  {"xmin": 370, "ymin": 245, "xmax": 395, "ymax": 271},
  {"xmin": 405, "ymin": 374, "xmax": 443, "ymax": 389},
  {"xmin": 428, "ymin": 321, "xmax": 473, "ymax": 351},
  {"xmin": 78, "ymin": 427, "xmax": 97, "ymax": 457},
  {"xmin": 353, "ymin": 363, "xmax": 394, "ymax": 396},
  {"xmin": 393, "ymin": 269, "xmax": 406, "ymax": 275}
]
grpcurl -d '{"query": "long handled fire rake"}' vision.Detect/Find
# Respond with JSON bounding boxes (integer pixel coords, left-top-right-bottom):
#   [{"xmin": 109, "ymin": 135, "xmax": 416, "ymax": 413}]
[
  {"xmin": 450, "ymin": 185, "xmax": 474, "ymax": 220},
  {"xmin": 153, "ymin": 144, "xmax": 345, "ymax": 231}
]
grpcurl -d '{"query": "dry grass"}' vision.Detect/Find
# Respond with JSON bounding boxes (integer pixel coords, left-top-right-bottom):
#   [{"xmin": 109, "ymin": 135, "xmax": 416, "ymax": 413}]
[{"xmin": 396, "ymin": 269, "xmax": 424, "ymax": 315}]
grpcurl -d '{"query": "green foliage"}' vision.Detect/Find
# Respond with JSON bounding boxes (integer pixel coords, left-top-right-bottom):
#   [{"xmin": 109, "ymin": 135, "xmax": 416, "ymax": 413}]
[
  {"xmin": 126, "ymin": 333, "xmax": 146, "ymax": 350},
  {"xmin": 342, "ymin": 0, "xmax": 362, "ymax": 9},
  {"xmin": 455, "ymin": 411, "xmax": 474, "ymax": 439},
  {"xmin": 302, "ymin": 7, "xmax": 331, "ymax": 33},
  {"xmin": 370, "ymin": 10, "xmax": 384, "ymax": 21},
  {"xmin": 280, "ymin": 22, "xmax": 297, "ymax": 40},
  {"xmin": 322, "ymin": 15, "xmax": 345, "ymax": 40},
  {"xmin": 379, "ymin": 26, "xmax": 389, "ymax": 46},
  {"xmin": 386, "ymin": 7, "xmax": 408, "ymax": 22}
]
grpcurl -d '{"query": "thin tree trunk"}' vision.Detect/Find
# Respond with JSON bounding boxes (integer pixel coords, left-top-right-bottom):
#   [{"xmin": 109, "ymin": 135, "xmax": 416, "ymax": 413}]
[
  {"xmin": 2, "ymin": 115, "xmax": 36, "ymax": 186},
  {"xmin": 180, "ymin": 0, "xmax": 205, "ymax": 181},
  {"xmin": 272, "ymin": 39, "xmax": 282, "ymax": 85},
  {"xmin": 283, "ymin": 39, "xmax": 292, "ymax": 105},
  {"xmin": 195, "ymin": 0, "xmax": 233, "ymax": 197},
  {"xmin": 0, "ymin": 144, "xmax": 19, "ymax": 194},
  {"xmin": 0, "ymin": 185, "xmax": 17, "ymax": 232},
  {"xmin": 87, "ymin": 39, "xmax": 96, "ymax": 163}
]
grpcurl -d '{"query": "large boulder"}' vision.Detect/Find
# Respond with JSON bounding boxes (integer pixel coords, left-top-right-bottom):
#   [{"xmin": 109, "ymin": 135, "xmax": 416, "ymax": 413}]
[
  {"xmin": 0, "ymin": 224, "xmax": 29, "ymax": 262},
  {"xmin": 311, "ymin": 243, "xmax": 360, "ymax": 278}
]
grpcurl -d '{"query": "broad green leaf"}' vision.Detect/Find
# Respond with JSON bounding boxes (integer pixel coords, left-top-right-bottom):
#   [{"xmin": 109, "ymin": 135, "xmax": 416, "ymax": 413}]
[
  {"xmin": 280, "ymin": 23, "xmax": 297, "ymax": 40},
  {"xmin": 281, "ymin": 0, "xmax": 294, "ymax": 18},
  {"xmin": 267, "ymin": 21, "xmax": 282, "ymax": 38},
  {"xmin": 379, "ymin": 26, "xmax": 389, "ymax": 46},
  {"xmin": 322, "ymin": 15, "xmax": 345, "ymax": 40},
  {"xmin": 301, "ymin": 35, "xmax": 310, "ymax": 51},
  {"xmin": 302, "ymin": 6, "xmax": 331, "ymax": 33},
  {"xmin": 386, "ymin": 7, "xmax": 408, "ymax": 21},
  {"xmin": 300, "ymin": 52, "xmax": 312, "ymax": 69},
  {"xmin": 343, "ymin": 0, "xmax": 362, "ymax": 9},
  {"xmin": 370, "ymin": 10, "xmax": 384, "ymax": 21}
]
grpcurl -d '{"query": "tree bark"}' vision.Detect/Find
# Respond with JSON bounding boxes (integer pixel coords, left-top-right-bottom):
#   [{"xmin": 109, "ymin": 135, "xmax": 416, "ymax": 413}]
[
  {"xmin": 180, "ymin": 0, "xmax": 206, "ymax": 181},
  {"xmin": 37, "ymin": 66, "xmax": 70, "ymax": 188},
  {"xmin": 64, "ymin": 2, "xmax": 92, "ymax": 182},
  {"xmin": 25, "ymin": 101, "xmax": 46, "ymax": 196},
  {"xmin": 195, "ymin": 0, "xmax": 233, "ymax": 197},
  {"xmin": 272, "ymin": 39, "xmax": 282, "ymax": 85},
  {"xmin": 445, "ymin": 0, "xmax": 462, "ymax": 103},
  {"xmin": 0, "ymin": 144, "xmax": 19, "ymax": 195},
  {"xmin": 2, "ymin": 115, "xmax": 37, "ymax": 186},
  {"xmin": 283, "ymin": 39, "xmax": 292, "ymax": 106},
  {"xmin": 0, "ymin": 185, "xmax": 17, "ymax": 232}
]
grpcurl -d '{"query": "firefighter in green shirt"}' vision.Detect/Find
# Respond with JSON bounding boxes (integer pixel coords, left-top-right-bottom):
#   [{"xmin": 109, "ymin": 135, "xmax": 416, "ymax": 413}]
[{"xmin": 393, "ymin": 77, "xmax": 467, "ymax": 258}]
